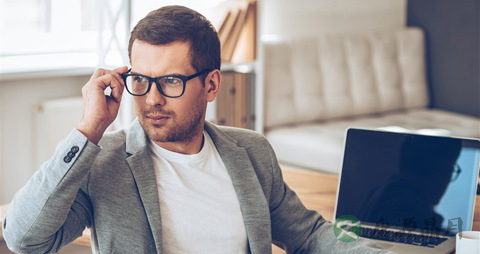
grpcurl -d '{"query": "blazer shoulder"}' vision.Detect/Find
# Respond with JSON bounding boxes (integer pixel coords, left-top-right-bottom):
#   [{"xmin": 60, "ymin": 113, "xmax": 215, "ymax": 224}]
[
  {"xmin": 97, "ymin": 129, "xmax": 127, "ymax": 154},
  {"xmin": 89, "ymin": 129, "xmax": 129, "ymax": 178},
  {"xmin": 217, "ymin": 125, "xmax": 268, "ymax": 146},
  {"xmin": 215, "ymin": 126, "xmax": 276, "ymax": 163}
]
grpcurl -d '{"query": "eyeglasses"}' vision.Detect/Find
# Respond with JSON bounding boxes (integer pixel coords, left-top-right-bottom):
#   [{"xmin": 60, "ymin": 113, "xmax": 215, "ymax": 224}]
[
  {"xmin": 450, "ymin": 163, "xmax": 462, "ymax": 182},
  {"xmin": 120, "ymin": 69, "xmax": 212, "ymax": 97}
]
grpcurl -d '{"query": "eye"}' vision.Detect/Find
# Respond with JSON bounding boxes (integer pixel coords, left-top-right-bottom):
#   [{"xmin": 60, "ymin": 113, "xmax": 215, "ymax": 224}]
[
  {"xmin": 166, "ymin": 78, "xmax": 179, "ymax": 84},
  {"xmin": 162, "ymin": 77, "xmax": 182, "ymax": 86},
  {"xmin": 133, "ymin": 76, "xmax": 147, "ymax": 84}
]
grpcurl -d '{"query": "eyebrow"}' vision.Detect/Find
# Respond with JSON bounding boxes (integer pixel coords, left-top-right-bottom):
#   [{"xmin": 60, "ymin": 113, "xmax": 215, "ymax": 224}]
[{"xmin": 129, "ymin": 71, "xmax": 188, "ymax": 77}]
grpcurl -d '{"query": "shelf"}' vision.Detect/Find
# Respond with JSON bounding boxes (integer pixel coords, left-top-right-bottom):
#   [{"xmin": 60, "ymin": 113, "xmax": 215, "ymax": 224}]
[{"xmin": 220, "ymin": 61, "xmax": 256, "ymax": 73}]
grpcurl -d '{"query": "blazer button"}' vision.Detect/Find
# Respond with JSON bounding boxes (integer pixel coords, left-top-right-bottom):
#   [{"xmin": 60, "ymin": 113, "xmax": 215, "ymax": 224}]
[
  {"xmin": 64, "ymin": 156, "xmax": 72, "ymax": 163},
  {"xmin": 71, "ymin": 146, "xmax": 79, "ymax": 153},
  {"xmin": 67, "ymin": 151, "xmax": 75, "ymax": 158}
]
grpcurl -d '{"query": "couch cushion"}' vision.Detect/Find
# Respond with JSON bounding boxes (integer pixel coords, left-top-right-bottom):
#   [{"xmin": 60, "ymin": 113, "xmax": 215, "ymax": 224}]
[
  {"xmin": 263, "ymin": 28, "xmax": 429, "ymax": 129},
  {"xmin": 266, "ymin": 109, "xmax": 480, "ymax": 174}
]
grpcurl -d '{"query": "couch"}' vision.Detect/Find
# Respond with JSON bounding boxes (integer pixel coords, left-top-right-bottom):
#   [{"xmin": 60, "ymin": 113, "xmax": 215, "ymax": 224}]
[{"xmin": 262, "ymin": 28, "xmax": 480, "ymax": 174}]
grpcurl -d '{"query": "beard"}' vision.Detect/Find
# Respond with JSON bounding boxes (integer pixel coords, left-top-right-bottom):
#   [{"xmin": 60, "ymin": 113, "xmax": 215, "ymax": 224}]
[{"xmin": 137, "ymin": 96, "xmax": 206, "ymax": 143}]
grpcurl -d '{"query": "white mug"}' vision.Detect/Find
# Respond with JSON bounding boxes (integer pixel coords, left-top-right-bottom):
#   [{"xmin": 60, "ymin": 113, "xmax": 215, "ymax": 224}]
[{"xmin": 456, "ymin": 231, "xmax": 480, "ymax": 254}]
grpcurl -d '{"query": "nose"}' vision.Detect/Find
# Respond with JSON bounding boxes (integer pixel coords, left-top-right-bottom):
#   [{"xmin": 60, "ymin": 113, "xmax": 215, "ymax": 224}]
[{"xmin": 145, "ymin": 82, "xmax": 166, "ymax": 106}]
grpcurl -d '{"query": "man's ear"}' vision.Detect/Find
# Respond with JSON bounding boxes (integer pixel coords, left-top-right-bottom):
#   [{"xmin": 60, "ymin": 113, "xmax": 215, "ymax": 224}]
[{"xmin": 205, "ymin": 69, "xmax": 221, "ymax": 102}]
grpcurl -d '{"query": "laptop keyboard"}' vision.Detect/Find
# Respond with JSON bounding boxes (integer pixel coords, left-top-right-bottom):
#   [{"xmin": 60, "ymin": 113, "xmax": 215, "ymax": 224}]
[{"xmin": 361, "ymin": 227, "xmax": 449, "ymax": 248}]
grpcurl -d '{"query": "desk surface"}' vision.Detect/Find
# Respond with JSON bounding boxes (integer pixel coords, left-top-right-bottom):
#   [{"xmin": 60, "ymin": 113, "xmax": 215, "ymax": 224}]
[
  {"xmin": 274, "ymin": 167, "xmax": 480, "ymax": 253},
  {"xmin": 1, "ymin": 167, "xmax": 480, "ymax": 251}
]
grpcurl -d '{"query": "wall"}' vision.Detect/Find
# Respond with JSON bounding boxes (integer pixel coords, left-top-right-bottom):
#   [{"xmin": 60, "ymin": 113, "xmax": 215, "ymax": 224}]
[
  {"xmin": 261, "ymin": 0, "xmax": 406, "ymax": 37},
  {"xmin": 0, "ymin": 73, "xmax": 88, "ymax": 204},
  {"xmin": 407, "ymin": 0, "xmax": 480, "ymax": 117}
]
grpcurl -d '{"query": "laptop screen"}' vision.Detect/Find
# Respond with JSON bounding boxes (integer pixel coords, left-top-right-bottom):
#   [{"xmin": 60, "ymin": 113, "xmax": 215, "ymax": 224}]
[{"xmin": 335, "ymin": 128, "xmax": 480, "ymax": 236}]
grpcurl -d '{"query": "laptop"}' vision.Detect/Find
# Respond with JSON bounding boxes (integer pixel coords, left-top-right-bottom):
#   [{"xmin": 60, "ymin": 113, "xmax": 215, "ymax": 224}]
[{"xmin": 334, "ymin": 128, "xmax": 480, "ymax": 254}]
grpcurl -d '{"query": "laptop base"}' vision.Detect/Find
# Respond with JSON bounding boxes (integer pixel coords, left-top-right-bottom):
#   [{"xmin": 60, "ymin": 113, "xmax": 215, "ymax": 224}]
[{"xmin": 370, "ymin": 237, "xmax": 455, "ymax": 254}]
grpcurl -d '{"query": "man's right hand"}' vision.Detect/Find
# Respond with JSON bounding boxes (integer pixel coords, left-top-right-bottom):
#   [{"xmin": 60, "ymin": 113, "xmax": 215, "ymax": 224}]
[{"xmin": 76, "ymin": 66, "xmax": 129, "ymax": 144}]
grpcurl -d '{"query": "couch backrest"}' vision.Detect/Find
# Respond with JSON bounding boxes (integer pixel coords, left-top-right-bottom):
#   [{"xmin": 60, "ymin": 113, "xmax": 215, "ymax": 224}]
[{"xmin": 263, "ymin": 28, "xmax": 429, "ymax": 130}]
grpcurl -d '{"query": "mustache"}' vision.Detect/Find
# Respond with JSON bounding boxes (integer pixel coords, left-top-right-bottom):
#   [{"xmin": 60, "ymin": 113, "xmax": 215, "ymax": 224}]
[{"xmin": 143, "ymin": 107, "xmax": 174, "ymax": 117}]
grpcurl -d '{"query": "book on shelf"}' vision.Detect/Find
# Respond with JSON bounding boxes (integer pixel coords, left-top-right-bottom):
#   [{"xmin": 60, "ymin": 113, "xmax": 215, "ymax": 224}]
[
  {"xmin": 231, "ymin": 1, "xmax": 257, "ymax": 62},
  {"xmin": 214, "ymin": 0, "xmax": 257, "ymax": 63}
]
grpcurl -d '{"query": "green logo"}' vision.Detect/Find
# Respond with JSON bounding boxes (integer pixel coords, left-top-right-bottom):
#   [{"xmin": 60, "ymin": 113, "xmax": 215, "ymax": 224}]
[{"xmin": 334, "ymin": 215, "xmax": 362, "ymax": 243}]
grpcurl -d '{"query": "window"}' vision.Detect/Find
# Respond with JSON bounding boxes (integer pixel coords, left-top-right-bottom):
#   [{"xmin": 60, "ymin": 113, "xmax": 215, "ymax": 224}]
[
  {"xmin": 1, "ymin": 0, "xmax": 96, "ymax": 55},
  {"xmin": 0, "ymin": 0, "xmax": 129, "ymax": 74}
]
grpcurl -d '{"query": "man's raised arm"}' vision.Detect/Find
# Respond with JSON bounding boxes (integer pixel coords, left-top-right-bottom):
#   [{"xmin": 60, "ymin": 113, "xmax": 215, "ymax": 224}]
[{"xmin": 2, "ymin": 67, "xmax": 127, "ymax": 253}]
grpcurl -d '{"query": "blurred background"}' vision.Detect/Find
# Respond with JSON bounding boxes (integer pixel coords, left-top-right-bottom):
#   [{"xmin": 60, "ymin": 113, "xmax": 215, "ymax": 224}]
[{"xmin": 0, "ymin": 0, "xmax": 479, "ymax": 252}]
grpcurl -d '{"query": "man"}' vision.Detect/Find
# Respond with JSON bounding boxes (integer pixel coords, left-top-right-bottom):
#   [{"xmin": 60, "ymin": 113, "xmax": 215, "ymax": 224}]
[{"xmin": 3, "ymin": 5, "xmax": 393, "ymax": 254}]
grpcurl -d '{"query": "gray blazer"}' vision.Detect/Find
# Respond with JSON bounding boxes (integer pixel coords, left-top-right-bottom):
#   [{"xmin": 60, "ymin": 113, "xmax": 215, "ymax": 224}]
[{"xmin": 3, "ymin": 119, "xmax": 392, "ymax": 254}]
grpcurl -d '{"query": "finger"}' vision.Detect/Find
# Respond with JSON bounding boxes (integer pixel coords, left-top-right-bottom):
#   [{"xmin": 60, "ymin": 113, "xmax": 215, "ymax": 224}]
[
  {"xmin": 110, "ymin": 73, "xmax": 125, "ymax": 100},
  {"xmin": 112, "ymin": 70, "xmax": 125, "ymax": 86},
  {"xmin": 111, "ymin": 66, "xmax": 128, "ymax": 87},
  {"xmin": 112, "ymin": 66, "xmax": 129, "ymax": 75},
  {"xmin": 95, "ymin": 74, "xmax": 124, "ymax": 102},
  {"xmin": 106, "ymin": 74, "xmax": 124, "ymax": 102},
  {"xmin": 90, "ymin": 68, "xmax": 108, "ymax": 81},
  {"xmin": 89, "ymin": 66, "xmax": 127, "ymax": 81},
  {"xmin": 99, "ymin": 66, "xmax": 128, "ymax": 88}
]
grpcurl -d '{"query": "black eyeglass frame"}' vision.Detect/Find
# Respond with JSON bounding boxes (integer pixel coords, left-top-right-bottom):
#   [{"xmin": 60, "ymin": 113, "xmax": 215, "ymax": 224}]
[{"xmin": 120, "ymin": 68, "xmax": 213, "ymax": 98}]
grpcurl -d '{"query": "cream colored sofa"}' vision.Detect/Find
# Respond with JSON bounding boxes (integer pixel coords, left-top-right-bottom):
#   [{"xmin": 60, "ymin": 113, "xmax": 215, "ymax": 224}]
[{"xmin": 263, "ymin": 28, "xmax": 480, "ymax": 174}]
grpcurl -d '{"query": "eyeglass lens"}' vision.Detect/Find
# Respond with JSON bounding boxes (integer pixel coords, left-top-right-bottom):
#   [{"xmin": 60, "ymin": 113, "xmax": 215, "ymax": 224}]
[{"xmin": 125, "ymin": 75, "xmax": 184, "ymax": 97}]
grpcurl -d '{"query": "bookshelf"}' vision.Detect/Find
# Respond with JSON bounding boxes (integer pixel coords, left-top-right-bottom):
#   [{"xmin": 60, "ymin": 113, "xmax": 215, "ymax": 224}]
[
  {"xmin": 217, "ymin": 67, "xmax": 255, "ymax": 130},
  {"xmin": 213, "ymin": 0, "xmax": 261, "ymax": 131},
  {"xmin": 213, "ymin": 0, "xmax": 257, "ymax": 63}
]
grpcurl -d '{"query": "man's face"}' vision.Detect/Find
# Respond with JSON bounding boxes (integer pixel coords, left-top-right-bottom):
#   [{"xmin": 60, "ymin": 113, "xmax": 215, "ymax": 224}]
[{"xmin": 130, "ymin": 40, "xmax": 207, "ymax": 143}]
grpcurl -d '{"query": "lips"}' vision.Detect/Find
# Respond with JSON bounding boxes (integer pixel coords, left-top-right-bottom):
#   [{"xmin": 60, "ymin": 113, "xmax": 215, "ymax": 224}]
[
  {"xmin": 146, "ymin": 115, "xmax": 170, "ymax": 125},
  {"xmin": 147, "ymin": 115, "xmax": 169, "ymax": 119}
]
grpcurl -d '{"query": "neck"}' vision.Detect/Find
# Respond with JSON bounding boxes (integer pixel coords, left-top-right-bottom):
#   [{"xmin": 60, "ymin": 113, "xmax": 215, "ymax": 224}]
[{"xmin": 153, "ymin": 122, "xmax": 206, "ymax": 155}]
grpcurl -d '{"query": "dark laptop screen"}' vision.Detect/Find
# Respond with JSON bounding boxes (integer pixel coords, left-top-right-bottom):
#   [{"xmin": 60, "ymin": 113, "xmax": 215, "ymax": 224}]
[{"xmin": 335, "ymin": 128, "xmax": 480, "ymax": 236}]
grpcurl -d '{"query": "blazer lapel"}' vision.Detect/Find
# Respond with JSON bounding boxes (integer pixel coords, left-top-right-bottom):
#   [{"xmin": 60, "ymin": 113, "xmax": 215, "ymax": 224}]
[
  {"xmin": 125, "ymin": 119, "xmax": 163, "ymax": 253},
  {"xmin": 205, "ymin": 122, "xmax": 272, "ymax": 254},
  {"xmin": 124, "ymin": 119, "xmax": 272, "ymax": 254}
]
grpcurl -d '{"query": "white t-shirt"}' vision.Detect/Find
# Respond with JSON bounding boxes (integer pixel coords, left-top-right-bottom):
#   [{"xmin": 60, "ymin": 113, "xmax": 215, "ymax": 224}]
[{"xmin": 149, "ymin": 131, "xmax": 248, "ymax": 254}]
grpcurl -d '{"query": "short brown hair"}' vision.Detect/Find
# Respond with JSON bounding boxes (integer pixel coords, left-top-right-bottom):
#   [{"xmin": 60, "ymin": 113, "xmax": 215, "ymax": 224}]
[{"xmin": 128, "ymin": 5, "xmax": 221, "ymax": 80}]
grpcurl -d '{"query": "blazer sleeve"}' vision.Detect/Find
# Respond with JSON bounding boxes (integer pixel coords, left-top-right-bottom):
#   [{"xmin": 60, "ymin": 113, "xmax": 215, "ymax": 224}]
[
  {"xmin": 2, "ymin": 129, "xmax": 101, "ymax": 254},
  {"xmin": 265, "ymin": 139, "xmax": 396, "ymax": 254}
]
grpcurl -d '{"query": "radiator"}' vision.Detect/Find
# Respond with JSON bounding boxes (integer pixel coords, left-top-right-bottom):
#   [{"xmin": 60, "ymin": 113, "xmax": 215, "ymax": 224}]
[
  {"xmin": 34, "ymin": 97, "xmax": 85, "ymax": 170},
  {"xmin": 33, "ymin": 96, "xmax": 135, "ymax": 170}
]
